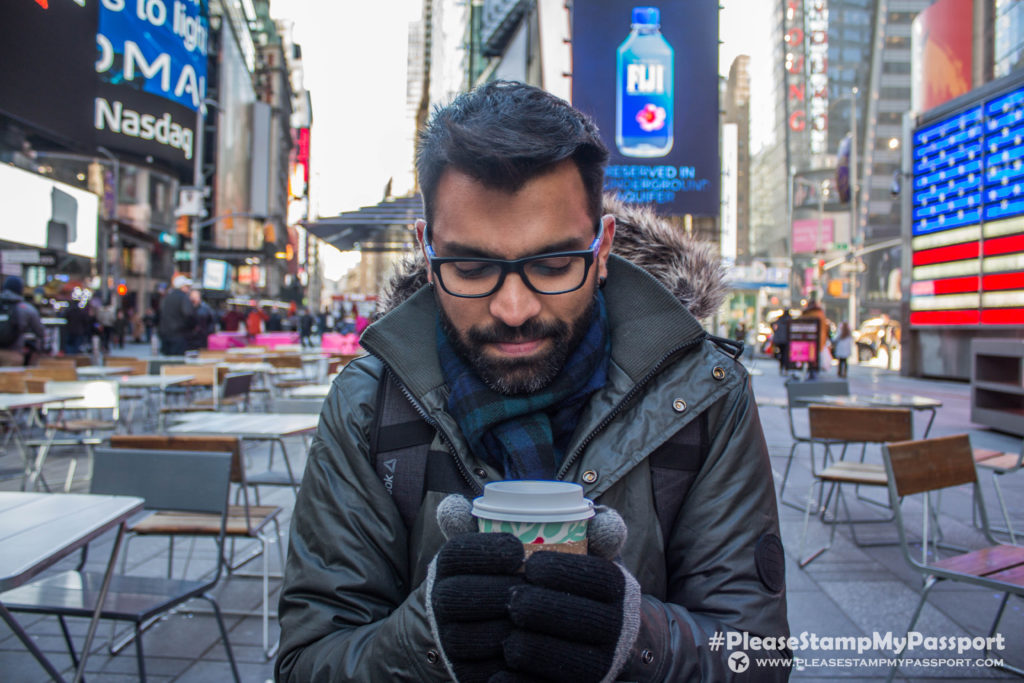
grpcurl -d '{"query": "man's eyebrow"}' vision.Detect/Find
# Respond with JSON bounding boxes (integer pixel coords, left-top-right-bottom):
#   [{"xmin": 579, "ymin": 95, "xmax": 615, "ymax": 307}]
[{"xmin": 433, "ymin": 236, "xmax": 587, "ymax": 259}]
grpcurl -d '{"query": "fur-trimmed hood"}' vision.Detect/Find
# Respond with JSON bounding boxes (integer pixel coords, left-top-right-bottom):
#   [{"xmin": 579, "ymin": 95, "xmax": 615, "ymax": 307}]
[{"xmin": 377, "ymin": 193, "xmax": 728, "ymax": 320}]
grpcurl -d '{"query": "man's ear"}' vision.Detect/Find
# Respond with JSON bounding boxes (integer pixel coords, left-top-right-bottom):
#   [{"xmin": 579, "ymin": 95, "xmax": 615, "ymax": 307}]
[
  {"xmin": 416, "ymin": 219, "xmax": 433, "ymax": 284},
  {"xmin": 596, "ymin": 214, "xmax": 615, "ymax": 282}
]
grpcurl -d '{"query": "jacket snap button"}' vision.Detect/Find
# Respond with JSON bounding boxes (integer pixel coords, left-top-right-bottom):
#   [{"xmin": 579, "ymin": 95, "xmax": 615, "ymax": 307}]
[
  {"xmin": 641, "ymin": 649, "xmax": 655, "ymax": 664},
  {"xmin": 426, "ymin": 649, "xmax": 440, "ymax": 665},
  {"xmin": 712, "ymin": 366, "xmax": 726, "ymax": 380},
  {"xmin": 474, "ymin": 467, "xmax": 487, "ymax": 478},
  {"xmin": 582, "ymin": 470, "xmax": 598, "ymax": 484},
  {"xmin": 672, "ymin": 398, "xmax": 687, "ymax": 413}
]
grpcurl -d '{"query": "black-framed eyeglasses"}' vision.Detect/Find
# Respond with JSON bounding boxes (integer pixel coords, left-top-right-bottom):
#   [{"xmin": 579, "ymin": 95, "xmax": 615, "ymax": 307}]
[{"xmin": 424, "ymin": 223, "xmax": 604, "ymax": 298}]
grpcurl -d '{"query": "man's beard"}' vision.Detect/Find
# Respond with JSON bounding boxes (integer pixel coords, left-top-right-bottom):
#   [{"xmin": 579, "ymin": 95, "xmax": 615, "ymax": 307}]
[{"xmin": 438, "ymin": 289, "xmax": 598, "ymax": 396}]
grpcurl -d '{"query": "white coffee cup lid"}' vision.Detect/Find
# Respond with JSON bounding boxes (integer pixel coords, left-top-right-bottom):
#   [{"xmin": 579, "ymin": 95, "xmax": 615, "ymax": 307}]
[{"xmin": 471, "ymin": 480, "xmax": 595, "ymax": 522}]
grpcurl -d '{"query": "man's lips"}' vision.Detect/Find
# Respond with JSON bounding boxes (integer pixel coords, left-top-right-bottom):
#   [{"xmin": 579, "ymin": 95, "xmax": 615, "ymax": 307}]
[{"xmin": 489, "ymin": 338, "xmax": 547, "ymax": 356}]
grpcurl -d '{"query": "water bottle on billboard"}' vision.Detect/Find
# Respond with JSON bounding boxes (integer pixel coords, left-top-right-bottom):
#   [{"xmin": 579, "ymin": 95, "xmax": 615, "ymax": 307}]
[{"xmin": 616, "ymin": 6, "xmax": 674, "ymax": 158}]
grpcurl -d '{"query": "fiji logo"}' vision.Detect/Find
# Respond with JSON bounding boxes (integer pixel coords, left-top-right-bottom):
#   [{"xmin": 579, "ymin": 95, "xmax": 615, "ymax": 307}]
[
  {"xmin": 627, "ymin": 64, "xmax": 665, "ymax": 95},
  {"xmin": 382, "ymin": 458, "xmax": 397, "ymax": 495}
]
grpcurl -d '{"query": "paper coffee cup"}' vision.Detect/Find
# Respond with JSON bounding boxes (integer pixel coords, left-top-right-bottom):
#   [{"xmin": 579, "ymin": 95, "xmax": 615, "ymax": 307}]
[{"xmin": 472, "ymin": 480, "xmax": 595, "ymax": 556}]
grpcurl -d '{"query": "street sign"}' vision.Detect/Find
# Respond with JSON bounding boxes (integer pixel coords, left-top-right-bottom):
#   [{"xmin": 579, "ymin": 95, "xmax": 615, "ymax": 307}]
[
  {"xmin": 175, "ymin": 186, "xmax": 206, "ymax": 217},
  {"xmin": 840, "ymin": 260, "xmax": 867, "ymax": 274},
  {"xmin": 833, "ymin": 242, "xmax": 849, "ymax": 251}
]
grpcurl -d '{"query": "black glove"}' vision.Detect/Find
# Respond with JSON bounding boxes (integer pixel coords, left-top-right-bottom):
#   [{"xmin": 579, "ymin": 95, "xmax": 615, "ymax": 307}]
[
  {"xmin": 425, "ymin": 532, "xmax": 524, "ymax": 683},
  {"xmin": 501, "ymin": 549, "xmax": 641, "ymax": 683}
]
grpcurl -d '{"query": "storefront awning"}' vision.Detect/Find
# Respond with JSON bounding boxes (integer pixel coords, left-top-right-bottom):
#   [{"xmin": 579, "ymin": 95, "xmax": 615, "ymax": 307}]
[{"xmin": 304, "ymin": 195, "xmax": 421, "ymax": 252}]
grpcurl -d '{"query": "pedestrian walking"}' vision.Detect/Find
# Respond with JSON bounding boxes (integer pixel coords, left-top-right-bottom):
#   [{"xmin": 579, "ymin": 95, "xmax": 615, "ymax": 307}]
[
  {"xmin": 773, "ymin": 309, "xmax": 792, "ymax": 375},
  {"xmin": 276, "ymin": 81, "xmax": 789, "ymax": 682},
  {"xmin": 158, "ymin": 275, "xmax": 195, "ymax": 355},
  {"xmin": 833, "ymin": 321, "xmax": 853, "ymax": 378},
  {"xmin": 0, "ymin": 275, "xmax": 47, "ymax": 366}
]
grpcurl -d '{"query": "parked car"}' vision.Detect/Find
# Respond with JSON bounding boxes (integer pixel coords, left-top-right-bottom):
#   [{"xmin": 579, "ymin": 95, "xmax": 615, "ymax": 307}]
[{"xmin": 854, "ymin": 317, "xmax": 900, "ymax": 362}]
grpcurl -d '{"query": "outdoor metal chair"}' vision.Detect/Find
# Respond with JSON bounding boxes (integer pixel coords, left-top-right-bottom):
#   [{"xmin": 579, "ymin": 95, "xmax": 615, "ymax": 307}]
[
  {"xmin": 797, "ymin": 405, "xmax": 913, "ymax": 567},
  {"xmin": 972, "ymin": 439, "xmax": 1024, "ymax": 544},
  {"xmin": 778, "ymin": 378, "xmax": 849, "ymax": 509},
  {"xmin": 0, "ymin": 447, "xmax": 242, "ymax": 682},
  {"xmin": 110, "ymin": 434, "xmax": 284, "ymax": 658},
  {"xmin": 882, "ymin": 434, "xmax": 1024, "ymax": 681}
]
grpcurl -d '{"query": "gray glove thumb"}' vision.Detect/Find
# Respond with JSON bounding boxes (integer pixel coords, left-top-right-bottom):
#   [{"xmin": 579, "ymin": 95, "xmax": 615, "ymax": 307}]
[
  {"xmin": 587, "ymin": 504, "xmax": 628, "ymax": 560},
  {"xmin": 437, "ymin": 494, "xmax": 477, "ymax": 539}
]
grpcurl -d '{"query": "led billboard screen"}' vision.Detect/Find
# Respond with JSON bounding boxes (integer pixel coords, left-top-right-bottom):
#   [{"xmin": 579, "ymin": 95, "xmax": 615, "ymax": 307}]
[
  {"xmin": 0, "ymin": 0, "xmax": 207, "ymax": 173},
  {"xmin": 572, "ymin": 1, "xmax": 719, "ymax": 215},
  {"xmin": 0, "ymin": 0, "xmax": 97, "ymax": 145},
  {"xmin": 911, "ymin": 79, "xmax": 1024, "ymax": 326}
]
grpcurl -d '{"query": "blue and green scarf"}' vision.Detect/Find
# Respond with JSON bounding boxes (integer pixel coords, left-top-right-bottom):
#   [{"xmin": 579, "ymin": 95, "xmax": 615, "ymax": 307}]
[{"xmin": 438, "ymin": 293, "xmax": 611, "ymax": 480}]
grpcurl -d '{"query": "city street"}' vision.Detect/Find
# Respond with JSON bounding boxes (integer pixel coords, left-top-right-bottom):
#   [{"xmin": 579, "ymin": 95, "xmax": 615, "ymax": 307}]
[{"xmin": 0, "ymin": 346, "xmax": 1021, "ymax": 681}]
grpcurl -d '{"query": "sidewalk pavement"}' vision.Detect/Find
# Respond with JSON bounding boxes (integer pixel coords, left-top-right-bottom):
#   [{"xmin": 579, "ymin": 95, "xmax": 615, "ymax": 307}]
[{"xmin": 0, "ymin": 346, "xmax": 1021, "ymax": 681}]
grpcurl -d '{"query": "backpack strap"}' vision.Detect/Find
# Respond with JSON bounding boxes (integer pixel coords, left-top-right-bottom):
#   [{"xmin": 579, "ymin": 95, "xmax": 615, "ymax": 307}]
[
  {"xmin": 372, "ymin": 368, "xmax": 434, "ymax": 530},
  {"xmin": 648, "ymin": 410, "xmax": 710, "ymax": 542}
]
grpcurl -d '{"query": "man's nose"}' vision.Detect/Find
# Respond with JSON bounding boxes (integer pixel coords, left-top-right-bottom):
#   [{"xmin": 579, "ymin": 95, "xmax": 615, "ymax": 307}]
[{"xmin": 488, "ymin": 272, "xmax": 542, "ymax": 328}]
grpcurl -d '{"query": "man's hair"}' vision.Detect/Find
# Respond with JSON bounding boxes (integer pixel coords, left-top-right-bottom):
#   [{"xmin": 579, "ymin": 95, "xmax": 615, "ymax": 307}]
[{"xmin": 417, "ymin": 81, "xmax": 609, "ymax": 229}]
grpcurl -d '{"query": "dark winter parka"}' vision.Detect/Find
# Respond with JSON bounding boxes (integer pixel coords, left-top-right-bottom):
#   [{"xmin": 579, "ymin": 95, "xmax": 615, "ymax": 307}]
[{"xmin": 277, "ymin": 197, "xmax": 790, "ymax": 682}]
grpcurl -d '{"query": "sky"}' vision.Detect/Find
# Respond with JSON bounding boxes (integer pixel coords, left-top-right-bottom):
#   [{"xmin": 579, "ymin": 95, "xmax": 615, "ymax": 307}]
[{"xmin": 273, "ymin": 0, "xmax": 771, "ymax": 218}]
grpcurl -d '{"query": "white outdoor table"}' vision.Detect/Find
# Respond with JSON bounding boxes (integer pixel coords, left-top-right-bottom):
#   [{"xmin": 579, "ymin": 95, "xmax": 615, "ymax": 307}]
[
  {"xmin": 0, "ymin": 393, "xmax": 84, "ymax": 490},
  {"xmin": 165, "ymin": 412, "xmax": 318, "ymax": 490},
  {"xmin": 0, "ymin": 491, "xmax": 144, "ymax": 683},
  {"xmin": 76, "ymin": 366, "xmax": 132, "ymax": 378},
  {"xmin": 288, "ymin": 384, "xmax": 331, "ymax": 399},
  {"xmin": 116, "ymin": 374, "xmax": 194, "ymax": 389}
]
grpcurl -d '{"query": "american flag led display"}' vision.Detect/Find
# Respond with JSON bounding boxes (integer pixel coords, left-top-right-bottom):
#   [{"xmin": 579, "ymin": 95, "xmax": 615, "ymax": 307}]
[{"xmin": 911, "ymin": 83, "xmax": 1024, "ymax": 326}]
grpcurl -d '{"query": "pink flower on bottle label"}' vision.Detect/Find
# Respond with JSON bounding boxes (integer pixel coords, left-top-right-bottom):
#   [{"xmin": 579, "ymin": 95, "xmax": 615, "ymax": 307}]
[{"xmin": 635, "ymin": 103, "xmax": 667, "ymax": 132}]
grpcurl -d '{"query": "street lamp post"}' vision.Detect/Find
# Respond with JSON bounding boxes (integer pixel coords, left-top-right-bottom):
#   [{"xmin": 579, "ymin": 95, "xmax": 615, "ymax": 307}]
[
  {"xmin": 191, "ymin": 98, "xmax": 218, "ymax": 283},
  {"xmin": 96, "ymin": 146, "xmax": 119, "ymax": 308},
  {"xmin": 831, "ymin": 87, "xmax": 860, "ymax": 329}
]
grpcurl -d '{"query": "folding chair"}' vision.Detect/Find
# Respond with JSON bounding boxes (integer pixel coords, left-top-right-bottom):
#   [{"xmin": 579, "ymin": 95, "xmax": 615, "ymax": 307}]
[
  {"xmin": 0, "ymin": 447, "xmax": 242, "ymax": 682},
  {"xmin": 882, "ymin": 434, "xmax": 1024, "ymax": 681},
  {"xmin": 109, "ymin": 434, "xmax": 285, "ymax": 658},
  {"xmin": 797, "ymin": 405, "xmax": 913, "ymax": 567},
  {"xmin": 972, "ymin": 439, "xmax": 1024, "ymax": 544},
  {"xmin": 778, "ymin": 378, "xmax": 849, "ymax": 509},
  {"xmin": 157, "ymin": 364, "xmax": 223, "ymax": 427}
]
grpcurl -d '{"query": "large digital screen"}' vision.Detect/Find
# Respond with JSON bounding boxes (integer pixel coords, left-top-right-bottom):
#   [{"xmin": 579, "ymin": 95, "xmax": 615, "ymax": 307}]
[
  {"xmin": 0, "ymin": 0, "xmax": 97, "ymax": 145},
  {"xmin": 911, "ymin": 79, "xmax": 1024, "ymax": 326},
  {"xmin": 0, "ymin": 163, "xmax": 98, "ymax": 259},
  {"xmin": 0, "ymin": 0, "xmax": 207, "ymax": 173},
  {"xmin": 571, "ymin": 1, "xmax": 719, "ymax": 216},
  {"xmin": 95, "ymin": 0, "xmax": 209, "ymax": 170}
]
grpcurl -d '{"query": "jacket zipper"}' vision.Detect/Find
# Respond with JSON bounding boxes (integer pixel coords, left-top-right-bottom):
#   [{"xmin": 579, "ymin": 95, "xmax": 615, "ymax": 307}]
[
  {"xmin": 388, "ymin": 368, "xmax": 482, "ymax": 495},
  {"xmin": 558, "ymin": 332, "xmax": 708, "ymax": 480}
]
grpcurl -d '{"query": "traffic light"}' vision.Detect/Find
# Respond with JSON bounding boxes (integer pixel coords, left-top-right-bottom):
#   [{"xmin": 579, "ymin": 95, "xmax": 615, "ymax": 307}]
[
  {"xmin": 817, "ymin": 259, "xmax": 825, "ymax": 278},
  {"xmin": 116, "ymin": 282, "xmax": 128, "ymax": 297},
  {"xmin": 176, "ymin": 215, "xmax": 191, "ymax": 237},
  {"xmin": 827, "ymin": 279, "xmax": 844, "ymax": 298}
]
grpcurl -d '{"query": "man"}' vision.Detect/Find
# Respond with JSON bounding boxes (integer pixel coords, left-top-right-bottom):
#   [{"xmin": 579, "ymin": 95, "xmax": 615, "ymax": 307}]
[
  {"xmin": 298, "ymin": 307, "xmax": 314, "ymax": 347},
  {"xmin": 187, "ymin": 289, "xmax": 216, "ymax": 350},
  {"xmin": 158, "ymin": 274, "xmax": 195, "ymax": 356},
  {"xmin": 278, "ymin": 82, "xmax": 788, "ymax": 682},
  {"xmin": 0, "ymin": 275, "xmax": 46, "ymax": 366}
]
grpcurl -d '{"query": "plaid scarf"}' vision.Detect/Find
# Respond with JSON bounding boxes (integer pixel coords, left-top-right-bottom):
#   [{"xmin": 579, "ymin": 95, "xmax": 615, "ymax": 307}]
[{"xmin": 438, "ymin": 293, "xmax": 610, "ymax": 480}]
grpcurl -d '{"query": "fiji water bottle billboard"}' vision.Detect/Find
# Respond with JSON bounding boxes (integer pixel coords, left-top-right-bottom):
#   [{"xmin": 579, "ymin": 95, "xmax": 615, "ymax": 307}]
[
  {"xmin": 574, "ymin": 1, "xmax": 719, "ymax": 216},
  {"xmin": 616, "ymin": 7, "xmax": 673, "ymax": 157}
]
